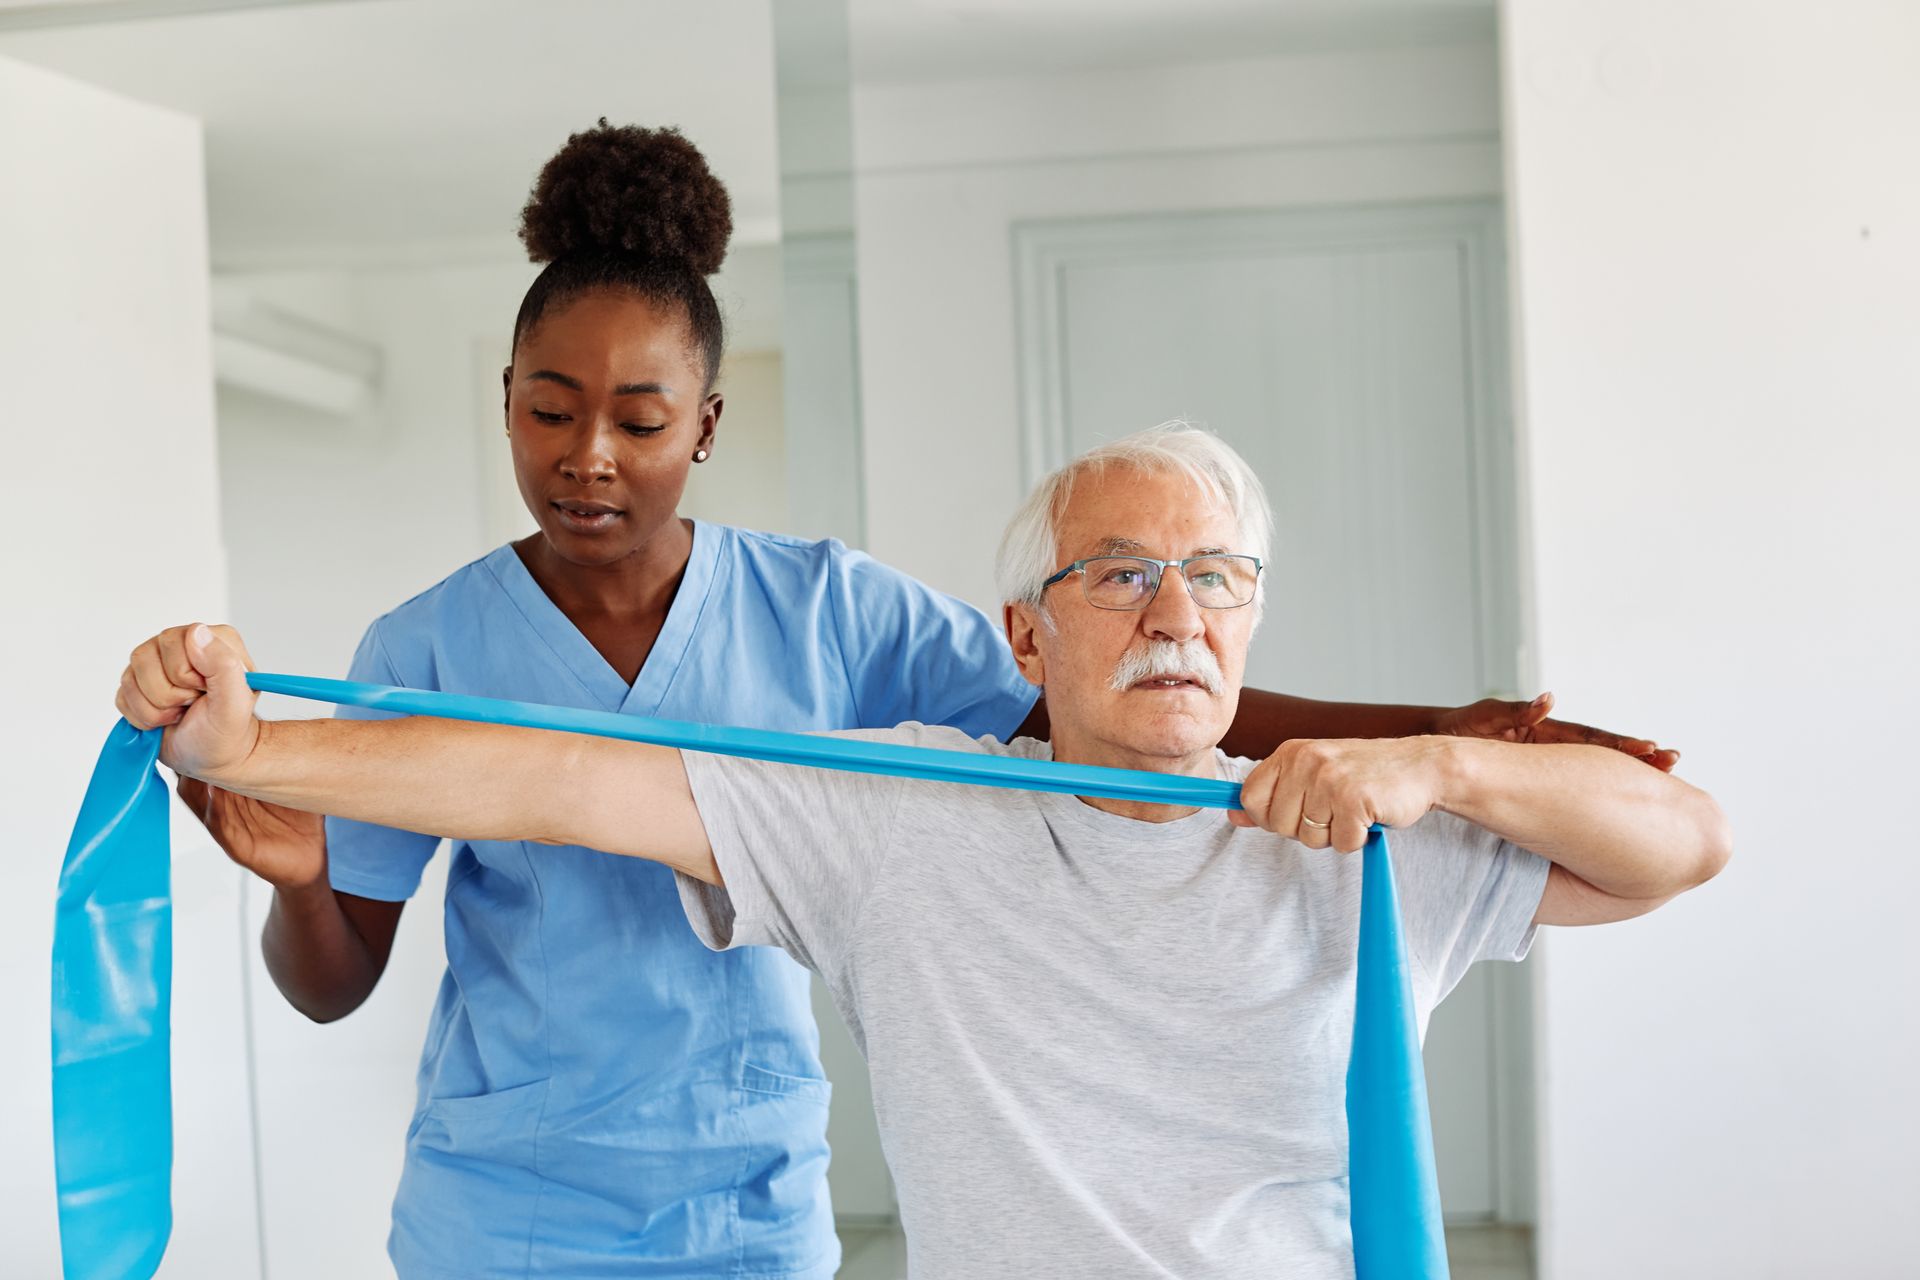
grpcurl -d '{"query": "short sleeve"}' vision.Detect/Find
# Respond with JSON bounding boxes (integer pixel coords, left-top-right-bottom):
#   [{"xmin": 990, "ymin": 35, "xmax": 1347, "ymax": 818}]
[
  {"xmin": 322, "ymin": 622, "xmax": 443, "ymax": 901},
  {"xmin": 674, "ymin": 727, "xmax": 916, "ymax": 985},
  {"xmin": 1388, "ymin": 812, "xmax": 1551, "ymax": 1003},
  {"xmin": 828, "ymin": 546, "xmax": 1039, "ymax": 740}
]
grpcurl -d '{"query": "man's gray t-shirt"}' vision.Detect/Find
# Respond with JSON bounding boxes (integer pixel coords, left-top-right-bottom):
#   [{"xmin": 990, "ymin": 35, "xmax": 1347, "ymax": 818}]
[{"xmin": 674, "ymin": 725, "xmax": 1549, "ymax": 1280}]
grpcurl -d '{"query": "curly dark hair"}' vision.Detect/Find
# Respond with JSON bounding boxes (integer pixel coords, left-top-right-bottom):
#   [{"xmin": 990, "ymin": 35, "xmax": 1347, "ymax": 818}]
[{"xmin": 511, "ymin": 119, "xmax": 732, "ymax": 388}]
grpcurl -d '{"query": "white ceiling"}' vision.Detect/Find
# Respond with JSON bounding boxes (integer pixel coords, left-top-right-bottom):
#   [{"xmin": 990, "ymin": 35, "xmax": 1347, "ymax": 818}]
[
  {"xmin": 848, "ymin": 0, "xmax": 1496, "ymax": 84},
  {"xmin": 0, "ymin": 0, "xmax": 1496, "ymax": 264},
  {"xmin": 0, "ymin": 0, "xmax": 782, "ymax": 267}
]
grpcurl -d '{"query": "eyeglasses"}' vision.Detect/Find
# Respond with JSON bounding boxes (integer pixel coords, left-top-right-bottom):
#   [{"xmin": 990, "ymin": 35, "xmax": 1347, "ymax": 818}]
[{"xmin": 1041, "ymin": 554, "xmax": 1263, "ymax": 611}]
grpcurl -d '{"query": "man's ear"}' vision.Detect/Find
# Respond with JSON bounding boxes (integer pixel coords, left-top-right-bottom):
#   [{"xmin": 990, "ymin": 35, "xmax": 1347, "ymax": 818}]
[
  {"xmin": 1003, "ymin": 603, "xmax": 1047, "ymax": 688},
  {"xmin": 501, "ymin": 365, "xmax": 513, "ymax": 431}
]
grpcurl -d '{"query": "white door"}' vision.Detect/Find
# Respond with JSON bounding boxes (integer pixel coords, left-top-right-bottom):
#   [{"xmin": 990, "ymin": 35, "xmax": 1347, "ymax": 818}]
[
  {"xmin": 1015, "ymin": 201, "xmax": 1523, "ymax": 1221},
  {"xmin": 0, "ymin": 54, "xmax": 262, "ymax": 1277}
]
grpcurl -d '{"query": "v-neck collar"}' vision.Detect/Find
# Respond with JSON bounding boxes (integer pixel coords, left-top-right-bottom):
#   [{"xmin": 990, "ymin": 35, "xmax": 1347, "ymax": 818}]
[{"xmin": 480, "ymin": 519, "xmax": 725, "ymax": 716}]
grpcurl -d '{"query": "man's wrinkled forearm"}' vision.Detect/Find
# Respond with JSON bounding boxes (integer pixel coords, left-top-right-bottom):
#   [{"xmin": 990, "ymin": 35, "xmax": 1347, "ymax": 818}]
[
  {"xmin": 208, "ymin": 716, "xmax": 583, "ymax": 847},
  {"xmin": 1437, "ymin": 737, "xmax": 1731, "ymax": 900}
]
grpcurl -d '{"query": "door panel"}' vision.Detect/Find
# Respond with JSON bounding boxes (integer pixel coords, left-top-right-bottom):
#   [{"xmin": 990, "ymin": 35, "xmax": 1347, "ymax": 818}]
[
  {"xmin": 1053, "ymin": 235, "xmax": 1491, "ymax": 703},
  {"xmin": 1020, "ymin": 203, "xmax": 1518, "ymax": 1220}
]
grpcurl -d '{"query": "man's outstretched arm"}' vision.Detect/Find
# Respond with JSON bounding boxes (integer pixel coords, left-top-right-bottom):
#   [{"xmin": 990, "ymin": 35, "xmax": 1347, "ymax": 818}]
[
  {"xmin": 1435, "ymin": 738, "xmax": 1730, "ymax": 925},
  {"xmin": 1233, "ymin": 733, "xmax": 1731, "ymax": 927},
  {"xmin": 143, "ymin": 626, "xmax": 722, "ymax": 885}
]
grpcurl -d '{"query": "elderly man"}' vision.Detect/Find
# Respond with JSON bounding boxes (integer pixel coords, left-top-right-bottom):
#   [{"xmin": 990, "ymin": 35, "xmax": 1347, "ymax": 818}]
[{"xmin": 123, "ymin": 425, "xmax": 1728, "ymax": 1279}]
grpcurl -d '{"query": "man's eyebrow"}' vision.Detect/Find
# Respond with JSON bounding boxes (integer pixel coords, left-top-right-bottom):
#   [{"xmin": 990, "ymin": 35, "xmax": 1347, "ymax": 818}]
[
  {"xmin": 522, "ymin": 370, "xmax": 674, "ymax": 398},
  {"xmin": 1086, "ymin": 538, "xmax": 1236, "ymax": 558}
]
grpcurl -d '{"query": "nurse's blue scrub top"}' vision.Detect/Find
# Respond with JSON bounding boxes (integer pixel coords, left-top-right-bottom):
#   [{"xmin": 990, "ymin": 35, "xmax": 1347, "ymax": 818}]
[{"xmin": 324, "ymin": 522, "xmax": 1037, "ymax": 1280}]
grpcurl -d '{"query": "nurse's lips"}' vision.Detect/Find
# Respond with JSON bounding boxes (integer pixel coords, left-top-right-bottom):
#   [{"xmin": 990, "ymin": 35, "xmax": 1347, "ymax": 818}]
[{"xmin": 550, "ymin": 499, "xmax": 624, "ymax": 534}]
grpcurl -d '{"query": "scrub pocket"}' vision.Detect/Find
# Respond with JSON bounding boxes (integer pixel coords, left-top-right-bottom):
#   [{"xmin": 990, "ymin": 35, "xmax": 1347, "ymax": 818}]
[
  {"xmin": 733, "ymin": 1062, "xmax": 837, "ymax": 1271},
  {"xmin": 409, "ymin": 1077, "xmax": 551, "ymax": 1168},
  {"xmin": 391, "ymin": 1079, "xmax": 554, "ymax": 1279},
  {"xmin": 741, "ymin": 1061, "xmax": 833, "ymax": 1106}
]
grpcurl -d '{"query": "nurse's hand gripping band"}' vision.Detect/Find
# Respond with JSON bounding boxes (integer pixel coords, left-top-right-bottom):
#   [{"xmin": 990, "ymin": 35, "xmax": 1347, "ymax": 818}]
[{"xmin": 53, "ymin": 674, "xmax": 1449, "ymax": 1280}]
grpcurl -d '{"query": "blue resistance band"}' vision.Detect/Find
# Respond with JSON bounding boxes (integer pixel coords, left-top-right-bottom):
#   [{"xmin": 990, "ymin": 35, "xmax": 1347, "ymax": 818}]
[{"xmin": 53, "ymin": 673, "xmax": 1448, "ymax": 1280}]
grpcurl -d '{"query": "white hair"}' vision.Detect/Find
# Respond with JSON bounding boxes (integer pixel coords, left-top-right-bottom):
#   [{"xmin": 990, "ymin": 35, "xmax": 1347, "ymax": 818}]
[{"xmin": 994, "ymin": 420, "xmax": 1274, "ymax": 618}]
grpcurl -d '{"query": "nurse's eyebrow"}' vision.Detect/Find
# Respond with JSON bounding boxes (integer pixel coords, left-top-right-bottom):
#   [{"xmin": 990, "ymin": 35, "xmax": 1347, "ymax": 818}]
[{"xmin": 523, "ymin": 370, "xmax": 674, "ymax": 398}]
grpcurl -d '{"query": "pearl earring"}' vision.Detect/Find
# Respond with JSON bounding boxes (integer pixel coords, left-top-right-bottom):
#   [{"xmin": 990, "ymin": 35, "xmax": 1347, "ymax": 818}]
[{"xmin": 693, "ymin": 449, "xmax": 710, "ymax": 463}]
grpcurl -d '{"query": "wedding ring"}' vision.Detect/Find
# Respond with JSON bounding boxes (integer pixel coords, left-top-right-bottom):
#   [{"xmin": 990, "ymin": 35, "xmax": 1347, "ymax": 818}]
[{"xmin": 1301, "ymin": 814, "xmax": 1331, "ymax": 830}]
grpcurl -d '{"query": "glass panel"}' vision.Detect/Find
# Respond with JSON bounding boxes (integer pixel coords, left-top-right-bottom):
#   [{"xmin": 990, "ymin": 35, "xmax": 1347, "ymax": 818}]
[
  {"xmin": 770, "ymin": 4, "xmax": 1530, "ymax": 1269},
  {"xmin": 773, "ymin": 0, "xmax": 866, "ymax": 546}
]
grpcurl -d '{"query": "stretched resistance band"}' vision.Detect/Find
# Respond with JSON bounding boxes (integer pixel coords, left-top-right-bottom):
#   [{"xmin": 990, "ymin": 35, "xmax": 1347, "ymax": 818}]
[{"xmin": 54, "ymin": 673, "xmax": 1448, "ymax": 1279}]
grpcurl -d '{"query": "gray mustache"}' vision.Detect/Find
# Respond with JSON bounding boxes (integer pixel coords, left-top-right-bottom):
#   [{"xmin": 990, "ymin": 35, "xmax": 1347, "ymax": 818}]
[{"xmin": 1108, "ymin": 640, "xmax": 1223, "ymax": 695}]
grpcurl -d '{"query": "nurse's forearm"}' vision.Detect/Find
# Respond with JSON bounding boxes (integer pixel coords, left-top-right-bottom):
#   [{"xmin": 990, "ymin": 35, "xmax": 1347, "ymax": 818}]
[
  {"xmin": 204, "ymin": 716, "xmax": 721, "ymax": 884},
  {"xmin": 1024, "ymin": 689, "xmax": 1442, "ymax": 751},
  {"xmin": 261, "ymin": 880, "xmax": 402, "ymax": 1023},
  {"xmin": 1218, "ymin": 689, "xmax": 1442, "ymax": 755}
]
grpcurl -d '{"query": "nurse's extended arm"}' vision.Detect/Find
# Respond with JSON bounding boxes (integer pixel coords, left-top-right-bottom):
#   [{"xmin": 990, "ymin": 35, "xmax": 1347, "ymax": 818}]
[
  {"xmin": 144, "ymin": 627, "xmax": 724, "ymax": 886},
  {"xmin": 1019, "ymin": 688, "xmax": 1679, "ymax": 770}
]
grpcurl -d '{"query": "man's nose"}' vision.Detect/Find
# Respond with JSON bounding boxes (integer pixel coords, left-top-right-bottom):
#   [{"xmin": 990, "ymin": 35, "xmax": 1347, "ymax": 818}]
[
  {"xmin": 559, "ymin": 419, "xmax": 618, "ymax": 483},
  {"xmin": 1141, "ymin": 568, "xmax": 1205, "ymax": 643}
]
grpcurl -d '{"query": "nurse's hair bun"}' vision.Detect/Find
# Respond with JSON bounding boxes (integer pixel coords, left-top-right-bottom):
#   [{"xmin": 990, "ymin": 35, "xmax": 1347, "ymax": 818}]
[{"xmin": 518, "ymin": 118, "xmax": 732, "ymax": 278}]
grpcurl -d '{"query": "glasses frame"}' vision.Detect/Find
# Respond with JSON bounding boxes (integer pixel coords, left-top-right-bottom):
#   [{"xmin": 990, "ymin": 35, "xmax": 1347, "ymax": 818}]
[{"xmin": 1041, "ymin": 554, "xmax": 1264, "ymax": 612}]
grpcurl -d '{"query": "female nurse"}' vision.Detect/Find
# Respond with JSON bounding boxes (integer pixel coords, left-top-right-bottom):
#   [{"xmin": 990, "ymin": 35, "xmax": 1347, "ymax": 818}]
[{"xmin": 121, "ymin": 121, "xmax": 1671, "ymax": 1279}]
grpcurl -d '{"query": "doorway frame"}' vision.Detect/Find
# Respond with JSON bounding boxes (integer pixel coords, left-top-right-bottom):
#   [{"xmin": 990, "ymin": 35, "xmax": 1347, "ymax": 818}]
[{"xmin": 1011, "ymin": 199, "xmax": 1535, "ymax": 1224}]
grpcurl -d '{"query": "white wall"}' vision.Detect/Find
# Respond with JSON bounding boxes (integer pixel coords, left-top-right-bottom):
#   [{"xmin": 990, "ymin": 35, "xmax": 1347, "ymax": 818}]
[
  {"xmin": 849, "ymin": 42, "xmax": 1504, "ymax": 609},
  {"xmin": 215, "ymin": 263, "xmax": 523, "ymax": 680},
  {"xmin": 683, "ymin": 349, "xmax": 791, "ymax": 532},
  {"xmin": 1502, "ymin": 2, "xmax": 1920, "ymax": 1276},
  {"xmin": 0, "ymin": 55, "xmax": 259, "ymax": 1278}
]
